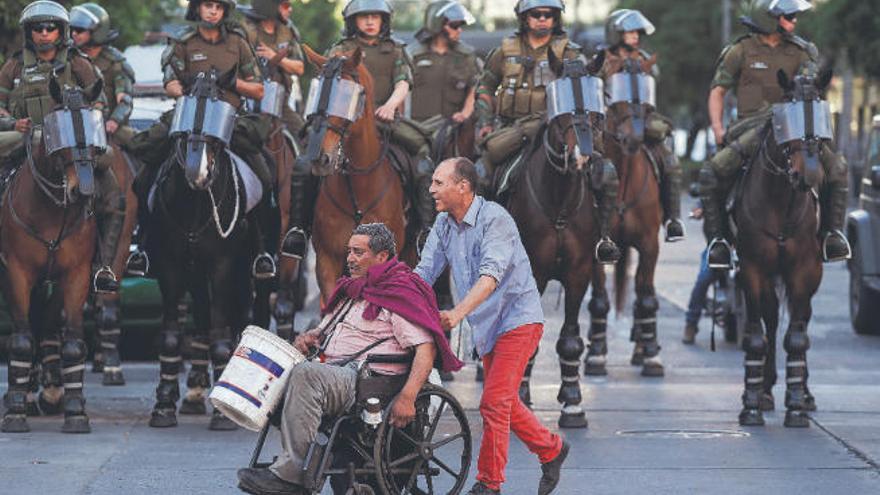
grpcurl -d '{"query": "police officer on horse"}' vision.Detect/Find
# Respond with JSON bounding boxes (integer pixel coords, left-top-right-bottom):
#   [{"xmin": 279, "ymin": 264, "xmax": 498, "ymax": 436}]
[{"xmin": 700, "ymin": 0, "xmax": 851, "ymax": 269}]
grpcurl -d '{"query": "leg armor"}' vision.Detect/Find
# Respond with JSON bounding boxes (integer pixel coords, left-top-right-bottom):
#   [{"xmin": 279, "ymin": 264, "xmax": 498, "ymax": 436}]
[
  {"xmin": 413, "ymin": 155, "xmax": 437, "ymax": 252},
  {"xmin": 209, "ymin": 327, "xmax": 237, "ymax": 430},
  {"xmin": 591, "ymin": 158, "xmax": 621, "ymax": 265},
  {"xmin": 652, "ymin": 142, "xmax": 685, "ymax": 242},
  {"xmin": 698, "ymin": 165, "xmax": 733, "ymax": 269},
  {"xmin": 180, "ymin": 334, "xmax": 210, "ymax": 415},
  {"xmin": 246, "ymin": 152, "xmax": 278, "ymax": 280},
  {"xmin": 150, "ymin": 323, "xmax": 182, "ymax": 428},
  {"xmin": 782, "ymin": 321, "xmax": 811, "ymax": 427},
  {"xmin": 96, "ymin": 301, "xmax": 125, "ymax": 386},
  {"xmin": 2, "ymin": 332, "xmax": 33, "ymax": 432},
  {"xmin": 556, "ymin": 323, "xmax": 587, "ymax": 428},
  {"xmin": 280, "ymin": 160, "xmax": 316, "ymax": 259},
  {"xmin": 634, "ymin": 294, "xmax": 663, "ymax": 377},
  {"xmin": 61, "ymin": 337, "xmax": 90, "ymax": 433},
  {"xmin": 93, "ymin": 169, "xmax": 125, "ymax": 294},
  {"xmin": 819, "ymin": 146, "xmax": 851, "ymax": 262},
  {"xmin": 584, "ymin": 292, "xmax": 610, "ymax": 376},
  {"xmin": 739, "ymin": 323, "xmax": 767, "ymax": 426}
]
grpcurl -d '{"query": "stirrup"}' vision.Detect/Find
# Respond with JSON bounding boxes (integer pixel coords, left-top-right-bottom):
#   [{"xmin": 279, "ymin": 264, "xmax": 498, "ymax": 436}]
[
  {"xmin": 822, "ymin": 230, "xmax": 851, "ymax": 263},
  {"xmin": 252, "ymin": 253, "xmax": 277, "ymax": 280},
  {"xmin": 707, "ymin": 238, "xmax": 733, "ymax": 270},
  {"xmin": 125, "ymin": 250, "xmax": 150, "ymax": 277},
  {"xmin": 93, "ymin": 266, "xmax": 120, "ymax": 294},
  {"xmin": 280, "ymin": 227, "xmax": 307, "ymax": 260},
  {"xmin": 664, "ymin": 218, "xmax": 686, "ymax": 242},
  {"xmin": 594, "ymin": 236, "xmax": 621, "ymax": 265}
]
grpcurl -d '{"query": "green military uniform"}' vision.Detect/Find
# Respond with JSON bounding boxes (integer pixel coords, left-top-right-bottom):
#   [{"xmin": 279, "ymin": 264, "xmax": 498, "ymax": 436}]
[
  {"xmin": 700, "ymin": 30, "xmax": 850, "ymax": 263},
  {"xmin": 599, "ymin": 45, "xmax": 684, "ymax": 241},
  {"xmin": 241, "ymin": 15, "xmax": 306, "ymax": 135},
  {"xmin": 408, "ymin": 42, "xmax": 480, "ymax": 122},
  {"xmin": 91, "ymin": 46, "xmax": 135, "ymax": 141}
]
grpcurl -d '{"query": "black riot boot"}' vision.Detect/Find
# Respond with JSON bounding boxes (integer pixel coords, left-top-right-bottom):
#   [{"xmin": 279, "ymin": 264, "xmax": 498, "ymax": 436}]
[
  {"xmin": 821, "ymin": 180, "xmax": 851, "ymax": 262},
  {"xmin": 593, "ymin": 159, "xmax": 621, "ymax": 265},
  {"xmin": 280, "ymin": 168, "xmax": 315, "ymax": 260},
  {"xmin": 698, "ymin": 167, "xmax": 732, "ymax": 270},
  {"xmin": 248, "ymin": 153, "xmax": 277, "ymax": 280},
  {"xmin": 657, "ymin": 146, "xmax": 685, "ymax": 242},
  {"xmin": 93, "ymin": 213, "xmax": 124, "ymax": 294}
]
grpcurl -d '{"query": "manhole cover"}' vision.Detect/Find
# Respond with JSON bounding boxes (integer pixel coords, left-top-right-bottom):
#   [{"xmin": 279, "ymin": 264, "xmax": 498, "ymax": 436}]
[{"xmin": 616, "ymin": 429, "xmax": 750, "ymax": 439}]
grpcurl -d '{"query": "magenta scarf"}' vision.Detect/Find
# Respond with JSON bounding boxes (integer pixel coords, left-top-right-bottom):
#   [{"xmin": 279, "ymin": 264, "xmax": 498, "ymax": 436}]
[{"xmin": 323, "ymin": 258, "xmax": 464, "ymax": 372}]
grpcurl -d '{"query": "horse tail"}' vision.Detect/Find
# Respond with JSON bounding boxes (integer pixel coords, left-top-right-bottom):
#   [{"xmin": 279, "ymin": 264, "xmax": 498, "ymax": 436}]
[{"xmin": 613, "ymin": 247, "xmax": 630, "ymax": 313}]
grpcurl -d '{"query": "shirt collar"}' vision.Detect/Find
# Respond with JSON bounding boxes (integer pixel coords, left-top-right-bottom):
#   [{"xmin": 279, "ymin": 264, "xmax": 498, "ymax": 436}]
[{"xmin": 459, "ymin": 195, "xmax": 483, "ymax": 227}]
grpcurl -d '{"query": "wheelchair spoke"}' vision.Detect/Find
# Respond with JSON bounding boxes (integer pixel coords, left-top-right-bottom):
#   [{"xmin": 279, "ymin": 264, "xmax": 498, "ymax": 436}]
[
  {"xmin": 429, "ymin": 456, "xmax": 459, "ymax": 477},
  {"xmin": 394, "ymin": 428, "xmax": 422, "ymax": 449},
  {"xmin": 387, "ymin": 450, "xmax": 421, "ymax": 469},
  {"xmin": 425, "ymin": 398, "xmax": 447, "ymax": 441},
  {"xmin": 431, "ymin": 432, "xmax": 464, "ymax": 450},
  {"xmin": 404, "ymin": 459, "xmax": 425, "ymax": 493}
]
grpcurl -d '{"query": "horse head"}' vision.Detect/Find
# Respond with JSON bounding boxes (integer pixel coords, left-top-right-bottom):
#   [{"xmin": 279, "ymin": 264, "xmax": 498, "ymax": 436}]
[
  {"xmin": 40, "ymin": 74, "xmax": 107, "ymax": 199},
  {"xmin": 171, "ymin": 67, "xmax": 237, "ymax": 190},
  {"xmin": 772, "ymin": 64, "xmax": 834, "ymax": 190},
  {"xmin": 605, "ymin": 54, "xmax": 658, "ymax": 154},
  {"xmin": 297, "ymin": 44, "xmax": 370, "ymax": 177},
  {"xmin": 545, "ymin": 51, "xmax": 606, "ymax": 173}
]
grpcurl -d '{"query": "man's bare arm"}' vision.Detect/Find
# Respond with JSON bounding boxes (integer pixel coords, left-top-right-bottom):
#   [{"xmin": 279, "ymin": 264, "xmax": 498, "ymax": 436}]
[
  {"xmin": 441, "ymin": 275, "xmax": 497, "ymax": 331},
  {"xmin": 389, "ymin": 342, "xmax": 436, "ymax": 427},
  {"xmin": 708, "ymin": 86, "xmax": 727, "ymax": 145}
]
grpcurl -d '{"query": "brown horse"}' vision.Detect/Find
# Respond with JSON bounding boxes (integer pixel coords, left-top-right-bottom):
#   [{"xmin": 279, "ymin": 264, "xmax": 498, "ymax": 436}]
[
  {"xmin": 298, "ymin": 45, "xmax": 409, "ymax": 302},
  {"xmin": 91, "ymin": 141, "xmax": 139, "ymax": 386},
  {"xmin": 430, "ymin": 116, "xmax": 477, "ymax": 164},
  {"xmin": 0, "ymin": 78, "xmax": 106, "ymax": 433},
  {"xmin": 735, "ymin": 69, "xmax": 830, "ymax": 428},
  {"xmin": 585, "ymin": 55, "xmax": 665, "ymax": 378},
  {"xmin": 507, "ymin": 55, "xmax": 606, "ymax": 428}
]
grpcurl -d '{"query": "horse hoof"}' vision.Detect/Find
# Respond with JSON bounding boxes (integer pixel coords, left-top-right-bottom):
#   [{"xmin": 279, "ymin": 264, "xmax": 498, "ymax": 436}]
[
  {"xmin": 149, "ymin": 409, "xmax": 178, "ymax": 428},
  {"xmin": 784, "ymin": 410, "xmax": 811, "ymax": 428},
  {"xmin": 558, "ymin": 411, "xmax": 588, "ymax": 429},
  {"xmin": 1, "ymin": 415, "xmax": 30, "ymax": 433},
  {"xmin": 584, "ymin": 355, "xmax": 607, "ymax": 376},
  {"xmin": 738, "ymin": 408, "xmax": 765, "ymax": 427},
  {"xmin": 179, "ymin": 398, "xmax": 207, "ymax": 415},
  {"xmin": 209, "ymin": 411, "xmax": 238, "ymax": 431},
  {"xmin": 38, "ymin": 391, "xmax": 64, "ymax": 416},
  {"xmin": 803, "ymin": 395, "xmax": 817, "ymax": 412},
  {"xmin": 62, "ymin": 415, "xmax": 91, "ymax": 434},
  {"xmin": 102, "ymin": 370, "xmax": 126, "ymax": 386},
  {"xmin": 641, "ymin": 357, "xmax": 664, "ymax": 377},
  {"xmin": 759, "ymin": 392, "xmax": 775, "ymax": 411},
  {"xmin": 630, "ymin": 347, "xmax": 645, "ymax": 366},
  {"xmin": 92, "ymin": 357, "xmax": 104, "ymax": 373}
]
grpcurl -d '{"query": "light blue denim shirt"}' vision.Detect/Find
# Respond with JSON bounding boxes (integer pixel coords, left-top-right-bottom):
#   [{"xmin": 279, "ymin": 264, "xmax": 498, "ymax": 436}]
[{"xmin": 414, "ymin": 195, "xmax": 544, "ymax": 357}]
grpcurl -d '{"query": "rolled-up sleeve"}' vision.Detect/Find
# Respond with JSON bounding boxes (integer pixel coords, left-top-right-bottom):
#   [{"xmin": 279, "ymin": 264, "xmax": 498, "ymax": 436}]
[
  {"xmin": 478, "ymin": 213, "xmax": 515, "ymax": 283},
  {"xmin": 414, "ymin": 219, "xmax": 448, "ymax": 285}
]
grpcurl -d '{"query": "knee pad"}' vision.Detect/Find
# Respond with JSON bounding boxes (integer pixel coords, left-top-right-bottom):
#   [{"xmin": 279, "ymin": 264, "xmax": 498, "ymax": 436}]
[
  {"xmin": 8, "ymin": 333, "xmax": 33, "ymax": 360},
  {"xmin": 588, "ymin": 295, "xmax": 610, "ymax": 317},
  {"xmin": 783, "ymin": 323, "xmax": 810, "ymax": 353},
  {"xmin": 210, "ymin": 340, "xmax": 233, "ymax": 364},
  {"xmin": 61, "ymin": 339, "xmax": 86, "ymax": 363},
  {"xmin": 634, "ymin": 295, "xmax": 659, "ymax": 316},
  {"xmin": 160, "ymin": 331, "xmax": 180, "ymax": 355}
]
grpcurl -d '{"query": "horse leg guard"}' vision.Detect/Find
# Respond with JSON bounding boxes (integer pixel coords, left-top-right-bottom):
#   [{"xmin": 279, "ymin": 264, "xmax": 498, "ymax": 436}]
[
  {"xmin": 584, "ymin": 294, "xmax": 610, "ymax": 376},
  {"xmin": 180, "ymin": 335, "xmax": 210, "ymax": 415},
  {"xmin": 150, "ymin": 327, "xmax": 182, "ymax": 428},
  {"xmin": 209, "ymin": 329, "xmax": 237, "ymax": 431},
  {"xmin": 519, "ymin": 348, "xmax": 538, "ymax": 408},
  {"xmin": 38, "ymin": 335, "xmax": 65, "ymax": 415},
  {"xmin": 739, "ymin": 324, "xmax": 767, "ymax": 426},
  {"xmin": 783, "ymin": 321, "xmax": 811, "ymax": 428},
  {"xmin": 634, "ymin": 295, "xmax": 663, "ymax": 377},
  {"xmin": 96, "ymin": 301, "xmax": 125, "ymax": 386},
  {"xmin": 3, "ymin": 332, "xmax": 33, "ymax": 432},
  {"xmin": 556, "ymin": 324, "xmax": 587, "ymax": 428},
  {"xmin": 60, "ymin": 338, "xmax": 90, "ymax": 433}
]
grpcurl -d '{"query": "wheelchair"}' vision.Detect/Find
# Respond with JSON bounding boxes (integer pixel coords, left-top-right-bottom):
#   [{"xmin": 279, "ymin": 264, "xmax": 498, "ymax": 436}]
[{"xmin": 249, "ymin": 353, "xmax": 473, "ymax": 495}]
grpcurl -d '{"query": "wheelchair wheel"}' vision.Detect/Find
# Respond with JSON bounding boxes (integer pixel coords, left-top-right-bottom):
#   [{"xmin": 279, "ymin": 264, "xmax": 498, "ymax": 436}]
[{"xmin": 373, "ymin": 384, "xmax": 471, "ymax": 495}]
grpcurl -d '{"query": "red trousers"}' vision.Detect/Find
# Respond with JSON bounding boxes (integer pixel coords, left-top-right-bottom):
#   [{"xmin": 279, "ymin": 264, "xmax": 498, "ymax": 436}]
[{"xmin": 476, "ymin": 323, "xmax": 562, "ymax": 491}]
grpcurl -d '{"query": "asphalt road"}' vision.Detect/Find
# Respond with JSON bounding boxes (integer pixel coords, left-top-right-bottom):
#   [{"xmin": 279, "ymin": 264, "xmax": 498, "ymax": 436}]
[{"xmin": 2, "ymin": 198, "xmax": 879, "ymax": 495}]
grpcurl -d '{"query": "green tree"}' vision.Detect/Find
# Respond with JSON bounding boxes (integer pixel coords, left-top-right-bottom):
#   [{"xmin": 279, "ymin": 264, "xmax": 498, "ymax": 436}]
[
  {"xmin": 800, "ymin": 0, "xmax": 880, "ymax": 79},
  {"xmin": 289, "ymin": 0, "xmax": 342, "ymax": 54}
]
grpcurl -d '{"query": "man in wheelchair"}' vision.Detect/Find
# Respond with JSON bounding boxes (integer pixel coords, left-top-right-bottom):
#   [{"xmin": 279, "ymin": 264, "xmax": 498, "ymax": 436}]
[{"xmin": 238, "ymin": 223, "xmax": 463, "ymax": 495}]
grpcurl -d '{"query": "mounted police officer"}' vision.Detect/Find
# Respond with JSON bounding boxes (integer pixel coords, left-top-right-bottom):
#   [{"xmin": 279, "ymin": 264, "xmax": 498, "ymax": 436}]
[
  {"xmin": 408, "ymin": 0, "xmax": 481, "ymax": 125},
  {"xmin": 0, "ymin": 1, "xmax": 123, "ymax": 293},
  {"xmin": 600, "ymin": 9, "xmax": 684, "ymax": 242},
  {"xmin": 126, "ymin": 0, "xmax": 278, "ymax": 279},
  {"xmin": 474, "ymin": 0, "xmax": 620, "ymax": 263},
  {"xmin": 327, "ymin": 0, "xmax": 436, "ymax": 245},
  {"xmin": 69, "ymin": 3, "xmax": 137, "ymax": 297},
  {"xmin": 700, "ymin": 0, "xmax": 851, "ymax": 269}
]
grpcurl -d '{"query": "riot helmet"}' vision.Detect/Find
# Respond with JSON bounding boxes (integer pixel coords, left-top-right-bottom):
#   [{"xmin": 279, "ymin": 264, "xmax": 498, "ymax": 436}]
[
  {"xmin": 70, "ymin": 3, "xmax": 119, "ymax": 46},
  {"xmin": 416, "ymin": 1, "xmax": 475, "ymax": 43},
  {"xmin": 185, "ymin": 0, "xmax": 237, "ymax": 28},
  {"xmin": 604, "ymin": 9, "xmax": 655, "ymax": 47},
  {"xmin": 739, "ymin": 0, "xmax": 812, "ymax": 35},
  {"xmin": 248, "ymin": 0, "xmax": 288, "ymax": 22},
  {"xmin": 514, "ymin": 0, "xmax": 565, "ymax": 36},
  {"xmin": 20, "ymin": 1, "xmax": 70, "ymax": 53},
  {"xmin": 342, "ymin": 0, "xmax": 393, "ymax": 38}
]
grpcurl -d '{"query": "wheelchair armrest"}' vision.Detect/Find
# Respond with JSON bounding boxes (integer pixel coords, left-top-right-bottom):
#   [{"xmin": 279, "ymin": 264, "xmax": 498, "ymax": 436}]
[{"xmin": 364, "ymin": 352, "xmax": 414, "ymax": 364}]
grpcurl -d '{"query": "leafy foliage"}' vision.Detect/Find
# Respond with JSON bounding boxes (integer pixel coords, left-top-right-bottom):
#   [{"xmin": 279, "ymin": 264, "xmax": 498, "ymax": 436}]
[{"xmin": 800, "ymin": 0, "xmax": 880, "ymax": 79}]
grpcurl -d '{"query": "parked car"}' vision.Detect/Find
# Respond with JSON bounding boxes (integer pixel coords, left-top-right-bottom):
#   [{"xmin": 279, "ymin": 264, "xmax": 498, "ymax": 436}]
[{"xmin": 846, "ymin": 115, "xmax": 880, "ymax": 335}]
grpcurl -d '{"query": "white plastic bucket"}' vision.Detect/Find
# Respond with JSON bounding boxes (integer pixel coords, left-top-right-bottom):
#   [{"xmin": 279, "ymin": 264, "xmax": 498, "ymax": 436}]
[{"xmin": 209, "ymin": 325, "xmax": 305, "ymax": 431}]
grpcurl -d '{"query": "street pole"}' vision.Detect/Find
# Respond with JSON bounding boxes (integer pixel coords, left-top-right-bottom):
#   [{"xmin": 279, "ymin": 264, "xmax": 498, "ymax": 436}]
[{"xmin": 722, "ymin": 0, "xmax": 731, "ymax": 43}]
